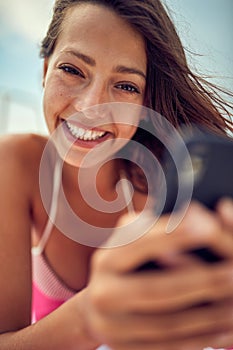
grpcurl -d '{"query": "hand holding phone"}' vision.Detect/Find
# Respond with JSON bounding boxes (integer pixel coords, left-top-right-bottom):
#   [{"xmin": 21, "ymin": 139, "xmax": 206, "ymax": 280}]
[{"xmin": 140, "ymin": 130, "xmax": 233, "ymax": 270}]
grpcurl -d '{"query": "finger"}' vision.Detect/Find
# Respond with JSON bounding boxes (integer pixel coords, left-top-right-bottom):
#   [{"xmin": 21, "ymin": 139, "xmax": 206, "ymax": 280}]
[
  {"xmin": 93, "ymin": 298, "xmax": 233, "ymax": 343},
  {"xmin": 216, "ymin": 197, "xmax": 233, "ymax": 230},
  {"xmin": 173, "ymin": 201, "xmax": 233, "ymax": 261},
  {"xmin": 89, "ymin": 262, "xmax": 233, "ymax": 313},
  {"xmin": 93, "ymin": 203, "xmax": 233, "ymax": 275},
  {"xmin": 92, "ymin": 211, "xmax": 169, "ymax": 273}
]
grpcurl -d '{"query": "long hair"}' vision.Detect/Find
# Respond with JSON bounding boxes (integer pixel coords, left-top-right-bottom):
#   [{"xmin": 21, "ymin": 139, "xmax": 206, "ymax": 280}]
[{"xmin": 40, "ymin": 0, "xmax": 233, "ymax": 192}]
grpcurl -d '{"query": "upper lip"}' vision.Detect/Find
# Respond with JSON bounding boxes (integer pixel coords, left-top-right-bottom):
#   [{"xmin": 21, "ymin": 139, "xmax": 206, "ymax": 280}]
[{"xmin": 61, "ymin": 118, "xmax": 111, "ymax": 133}]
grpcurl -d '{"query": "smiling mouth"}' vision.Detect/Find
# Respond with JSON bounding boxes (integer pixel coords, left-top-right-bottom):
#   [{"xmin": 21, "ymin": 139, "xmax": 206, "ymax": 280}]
[{"xmin": 64, "ymin": 120, "xmax": 108, "ymax": 141}]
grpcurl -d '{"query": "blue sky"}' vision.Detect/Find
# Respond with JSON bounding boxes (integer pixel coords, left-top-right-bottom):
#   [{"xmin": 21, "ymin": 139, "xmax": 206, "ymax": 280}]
[{"xmin": 0, "ymin": 0, "xmax": 232, "ymax": 134}]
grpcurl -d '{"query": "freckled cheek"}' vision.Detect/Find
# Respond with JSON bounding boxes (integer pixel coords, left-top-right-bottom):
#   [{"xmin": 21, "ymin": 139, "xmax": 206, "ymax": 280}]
[{"xmin": 43, "ymin": 83, "xmax": 68, "ymax": 122}]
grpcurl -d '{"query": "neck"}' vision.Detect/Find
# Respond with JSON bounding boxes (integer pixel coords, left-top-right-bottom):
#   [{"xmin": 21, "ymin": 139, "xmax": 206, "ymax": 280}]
[{"xmin": 63, "ymin": 159, "xmax": 123, "ymax": 201}]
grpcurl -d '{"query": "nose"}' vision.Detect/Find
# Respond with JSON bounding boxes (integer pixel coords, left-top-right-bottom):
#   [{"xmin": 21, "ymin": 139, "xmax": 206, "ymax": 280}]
[
  {"xmin": 71, "ymin": 82, "xmax": 113, "ymax": 126},
  {"xmin": 72, "ymin": 80, "xmax": 109, "ymax": 114}
]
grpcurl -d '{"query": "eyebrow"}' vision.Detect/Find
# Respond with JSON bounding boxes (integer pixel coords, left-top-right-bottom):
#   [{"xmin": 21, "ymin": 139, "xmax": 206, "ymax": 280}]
[
  {"xmin": 115, "ymin": 65, "xmax": 146, "ymax": 80},
  {"xmin": 62, "ymin": 49, "xmax": 146, "ymax": 80},
  {"xmin": 62, "ymin": 49, "xmax": 96, "ymax": 66}
]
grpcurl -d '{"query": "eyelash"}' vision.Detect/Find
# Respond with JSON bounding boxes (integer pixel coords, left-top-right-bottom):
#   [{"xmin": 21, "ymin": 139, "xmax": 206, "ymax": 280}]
[
  {"xmin": 58, "ymin": 65, "xmax": 84, "ymax": 77},
  {"xmin": 116, "ymin": 83, "xmax": 140, "ymax": 94},
  {"xmin": 58, "ymin": 65, "xmax": 140, "ymax": 94}
]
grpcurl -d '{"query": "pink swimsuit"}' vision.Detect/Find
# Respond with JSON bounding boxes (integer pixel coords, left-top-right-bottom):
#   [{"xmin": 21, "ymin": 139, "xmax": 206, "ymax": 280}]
[
  {"xmin": 31, "ymin": 156, "xmax": 75, "ymax": 322},
  {"xmin": 31, "ymin": 252, "xmax": 76, "ymax": 322}
]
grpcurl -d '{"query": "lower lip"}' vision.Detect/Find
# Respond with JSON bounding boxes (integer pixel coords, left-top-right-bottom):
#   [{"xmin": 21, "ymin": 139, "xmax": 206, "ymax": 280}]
[{"xmin": 61, "ymin": 121, "xmax": 111, "ymax": 149}]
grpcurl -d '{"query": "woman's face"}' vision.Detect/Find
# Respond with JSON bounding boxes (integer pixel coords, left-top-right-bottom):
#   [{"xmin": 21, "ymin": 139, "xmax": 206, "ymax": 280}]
[{"xmin": 43, "ymin": 3, "xmax": 147, "ymax": 166}]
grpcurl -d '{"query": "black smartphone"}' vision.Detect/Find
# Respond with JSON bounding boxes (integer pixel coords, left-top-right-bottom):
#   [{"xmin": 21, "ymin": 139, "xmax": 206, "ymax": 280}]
[
  {"xmin": 136, "ymin": 130, "xmax": 233, "ymax": 272},
  {"xmin": 159, "ymin": 130, "xmax": 233, "ymax": 214}
]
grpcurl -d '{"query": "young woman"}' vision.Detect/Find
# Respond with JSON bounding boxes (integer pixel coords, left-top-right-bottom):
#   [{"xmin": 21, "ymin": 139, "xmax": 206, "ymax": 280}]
[{"xmin": 0, "ymin": 1, "xmax": 233, "ymax": 349}]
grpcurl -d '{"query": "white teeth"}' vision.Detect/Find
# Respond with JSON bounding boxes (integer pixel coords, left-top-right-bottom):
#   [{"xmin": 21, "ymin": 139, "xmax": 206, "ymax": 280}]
[{"xmin": 65, "ymin": 121, "xmax": 106, "ymax": 140}]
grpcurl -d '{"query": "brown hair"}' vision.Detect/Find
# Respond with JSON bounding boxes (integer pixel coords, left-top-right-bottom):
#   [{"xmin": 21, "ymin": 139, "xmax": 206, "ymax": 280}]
[
  {"xmin": 40, "ymin": 0, "xmax": 233, "ymax": 191},
  {"xmin": 40, "ymin": 0, "xmax": 232, "ymax": 131}
]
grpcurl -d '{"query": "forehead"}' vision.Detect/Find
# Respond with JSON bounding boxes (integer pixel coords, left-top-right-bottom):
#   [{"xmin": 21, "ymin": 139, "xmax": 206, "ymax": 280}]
[{"xmin": 55, "ymin": 3, "xmax": 147, "ymax": 65}]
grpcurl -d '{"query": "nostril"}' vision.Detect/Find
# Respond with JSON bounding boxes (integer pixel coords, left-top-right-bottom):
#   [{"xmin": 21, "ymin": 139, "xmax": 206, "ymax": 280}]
[
  {"xmin": 68, "ymin": 103, "xmax": 114, "ymax": 128},
  {"xmin": 82, "ymin": 104, "xmax": 113, "ymax": 125},
  {"xmin": 83, "ymin": 108, "xmax": 100, "ymax": 120}
]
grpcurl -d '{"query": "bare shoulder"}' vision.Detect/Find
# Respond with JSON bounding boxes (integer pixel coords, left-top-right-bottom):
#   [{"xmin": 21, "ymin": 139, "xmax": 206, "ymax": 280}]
[
  {"xmin": 0, "ymin": 133, "xmax": 50, "ymax": 198},
  {"xmin": 0, "ymin": 133, "xmax": 50, "ymax": 331},
  {"xmin": 0, "ymin": 133, "xmax": 48, "ymax": 163}
]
